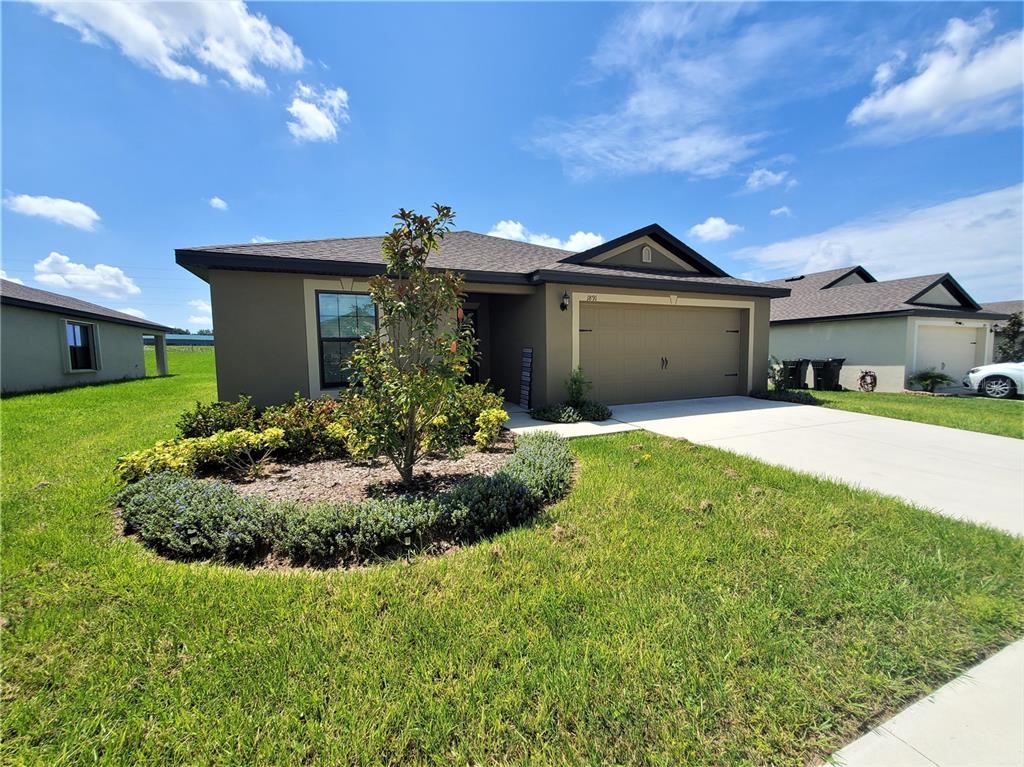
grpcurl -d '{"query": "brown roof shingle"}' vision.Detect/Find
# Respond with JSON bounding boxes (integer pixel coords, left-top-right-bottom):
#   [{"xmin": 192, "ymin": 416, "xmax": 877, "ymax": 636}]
[
  {"xmin": 767, "ymin": 267, "xmax": 1005, "ymax": 323},
  {"xmin": 178, "ymin": 228, "xmax": 790, "ymax": 298},
  {"xmin": 0, "ymin": 280, "xmax": 172, "ymax": 332}
]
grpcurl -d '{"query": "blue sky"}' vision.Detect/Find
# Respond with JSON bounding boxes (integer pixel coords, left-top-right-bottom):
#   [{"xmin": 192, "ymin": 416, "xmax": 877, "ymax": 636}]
[{"xmin": 2, "ymin": 1, "xmax": 1022, "ymax": 329}]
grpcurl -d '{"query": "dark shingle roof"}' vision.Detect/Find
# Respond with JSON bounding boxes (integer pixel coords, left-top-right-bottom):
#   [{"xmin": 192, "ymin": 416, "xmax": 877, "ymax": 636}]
[
  {"xmin": 767, "ymin": 267, "xmax": 1006, "ymax": 324},
  {"xmin": 185, "ymin": 231, "xmax": 570, "ymax": 275},
  {"xmin": 984, "ymin": 300, "xmax": 1023, "ymax": 315},
  {"xmin": 0, "ymin": 280, "xmax": 172, "ymax": 332},
  {"xmin": 177, "ymin": 228, "xmax": 790, "ymax": 298}
]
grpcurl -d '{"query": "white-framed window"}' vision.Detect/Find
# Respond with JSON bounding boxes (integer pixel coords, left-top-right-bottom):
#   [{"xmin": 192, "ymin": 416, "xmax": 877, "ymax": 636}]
[{"xmin": 64, "ymin": 320, "xmax": 99, "ymax": 372}]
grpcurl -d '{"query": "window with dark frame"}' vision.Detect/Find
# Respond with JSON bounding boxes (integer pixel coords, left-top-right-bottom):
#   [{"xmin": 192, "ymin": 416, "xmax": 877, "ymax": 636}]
[
  {"xmin": 66, "ymin": 321, "xmax": 96, "ymax": 371},
  {"xmin": 316, "ymin": 292, "xmax": 377, "ymax": 387}
]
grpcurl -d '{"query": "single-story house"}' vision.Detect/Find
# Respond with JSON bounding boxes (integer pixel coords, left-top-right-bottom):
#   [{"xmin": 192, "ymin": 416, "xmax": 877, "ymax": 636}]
[
  {"xmin": 766, "ymin": 266, "xmax": 1008, "ymax": 392},
  {"xmin": 1, "ymin": 279, "xmax": 171, "ymax": 395},
  {"xmin": 175, "ymin": 224, "xmax": 790, "ymax": 408}
]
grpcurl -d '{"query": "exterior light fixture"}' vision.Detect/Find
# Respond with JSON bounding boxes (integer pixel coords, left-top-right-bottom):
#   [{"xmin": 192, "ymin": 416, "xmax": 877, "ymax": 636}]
[{"xmin": 560, "ymin": 291, "xmax": 571, "ymax": 311}]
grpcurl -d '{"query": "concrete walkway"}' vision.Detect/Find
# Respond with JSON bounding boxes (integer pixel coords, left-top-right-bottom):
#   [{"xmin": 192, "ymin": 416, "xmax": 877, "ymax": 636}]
[
  {"xmin": 828, "ymin": 639, "xmax": 1024, "ymax": 767},
  {"xmin": 507, "ymin": 396, "xmax": 1024, "ymax": 536}
]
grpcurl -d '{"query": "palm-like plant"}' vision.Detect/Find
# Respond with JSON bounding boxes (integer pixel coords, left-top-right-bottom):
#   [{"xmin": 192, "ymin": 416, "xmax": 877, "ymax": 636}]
[{"xmin": 907, "ymin": 369, "xmax": 955, "ymax": 393}]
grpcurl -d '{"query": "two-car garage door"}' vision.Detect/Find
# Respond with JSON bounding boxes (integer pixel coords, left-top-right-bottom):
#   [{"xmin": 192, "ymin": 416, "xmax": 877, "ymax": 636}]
[{"xmin": 578, "ymin": 302, "xmax": 744, "ymax": 405}]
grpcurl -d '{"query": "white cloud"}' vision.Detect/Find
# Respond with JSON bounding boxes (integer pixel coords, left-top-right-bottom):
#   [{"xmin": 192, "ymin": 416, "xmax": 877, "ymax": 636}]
[
  {"xmin": 209, "ymin": 196, "xmax": 228, "ymax": 210},
  {"xmin": 770, "ymin": 206, "xmax": 793, "ymax": 218},
  {"xmin": 745, "ymin": 168, "xmax": 789, "ymax": 192},
  {"xmin": 534, "ymin": 5, "xmax": 867, "ymax": 179},
  {"xmin": 1, "ymin": 270, "xmax": 25, "ymax": 285},
  {"xmin": 487, "ymin": 220, "xmax": 604, "ymax": 252},
  {"xmin": 3, "ymin": 194, "xmax": 100, "ymax": 231},
  {"xmin": 118, "ymin": 307, "xmax": 147, "ymax": 319},
  {"xmin": 35, "ymin": 0, "xmax": 304, "ymax": 91},
  {"xmin": 849, "ymin": 10, "xmax": 1023, "ymax": 142},
  {"xmin": 250, "ymin": 235, "xmax": 275, "ymax": 243},
  {"xmin": 735, "ymin": 185, "xmax": 1023, "ymax": 300},
  {"xmin": 187, "ymin": 299, "xmax": 212, "ymax": 327},
  {"xmin": 33, "ymin": 252, "xmax": 140, "ymax": 299},
  {"xmin": 286, "ymin": 82, "xmax": 349, "ymax": 142},
  {"xmin": 688, "ymin": 217, "xmax": 743, "ymax": 242}
]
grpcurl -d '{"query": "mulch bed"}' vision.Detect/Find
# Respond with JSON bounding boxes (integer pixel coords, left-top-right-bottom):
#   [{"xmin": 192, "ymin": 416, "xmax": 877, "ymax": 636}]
[{"xmin": 231, "ymin": 431, "xmax": 516, "ymax": 505}]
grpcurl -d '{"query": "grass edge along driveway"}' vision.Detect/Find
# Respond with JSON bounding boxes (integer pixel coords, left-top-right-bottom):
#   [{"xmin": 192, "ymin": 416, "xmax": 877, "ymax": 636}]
[
  {"xmin": 809, "ymin": 389, "xmax": 1023, "ymax": 439},
  {"xmin": 2, "ymin": 349, "xmax": 1022, "ymax": 765}
]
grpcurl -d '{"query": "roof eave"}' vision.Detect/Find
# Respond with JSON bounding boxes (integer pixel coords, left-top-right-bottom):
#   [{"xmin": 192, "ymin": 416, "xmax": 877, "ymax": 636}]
[
  {"xmin": 771, "ymin": 308, "xmax": 1008, "ymax": 325},
  {"xmin": 0, "ymin": 295, "xmax": 173, "ymax": 333},
  {"xmin": 531, "ymin": 269, "xmax": 789, "ymax": 297},
  {"xmin": 175, "ymin": 249, "xmax": 533, "ymax": 286}
]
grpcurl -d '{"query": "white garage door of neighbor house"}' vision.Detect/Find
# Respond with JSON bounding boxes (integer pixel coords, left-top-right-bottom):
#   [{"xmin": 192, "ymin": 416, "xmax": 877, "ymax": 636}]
[
  {"xmin": 579, "ymin": 303, "xmax": 743, "ymax": 405},
  {"xmin": 916, "ymin": 325, "xmax": 978, "ymax": 382}
]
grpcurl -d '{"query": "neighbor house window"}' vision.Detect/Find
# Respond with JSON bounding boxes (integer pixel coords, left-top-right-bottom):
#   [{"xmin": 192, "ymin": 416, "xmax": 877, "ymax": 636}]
[
  {"xmin": 66, "ymin": 321, "xmax": 97, "ymax": 371},
  {"xmin": 316, "ymin": 292, "xmax": 377, "ymax": 387}
]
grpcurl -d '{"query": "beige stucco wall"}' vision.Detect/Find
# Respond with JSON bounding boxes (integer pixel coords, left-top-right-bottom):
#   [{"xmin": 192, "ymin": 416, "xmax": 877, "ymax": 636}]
[
  {"xmin": 542, "ymin": 284, "xmax": 771, "ymax": 406},
  {"xmin": 209, "ymin": 269, "xmax": 310, "ymax": 406},
  {"xmin": 769, "ymin": 317, "xmax": 910, "ymax": 392},
  {"xmin": 1, "ymin": 304, "xmax": 147, "ymax": 394}
]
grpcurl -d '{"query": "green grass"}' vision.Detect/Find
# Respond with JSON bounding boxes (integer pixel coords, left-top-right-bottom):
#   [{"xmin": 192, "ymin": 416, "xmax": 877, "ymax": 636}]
[
  {"xmin": 3, "ymin": 348, "xmax": 1023, "ymax": 765},
  {"xmin": 808, "ymin": 389, "xmax": 1024, "ymax": 439}
]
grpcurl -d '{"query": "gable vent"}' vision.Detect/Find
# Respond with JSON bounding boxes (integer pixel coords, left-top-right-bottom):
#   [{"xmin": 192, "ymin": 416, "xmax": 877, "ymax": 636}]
[{"xmin": 642, "ymin": 245, "xmax": 652, "ymax": 263}]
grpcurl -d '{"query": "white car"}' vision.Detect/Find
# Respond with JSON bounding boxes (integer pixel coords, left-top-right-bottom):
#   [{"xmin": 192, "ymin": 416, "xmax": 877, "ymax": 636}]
[{"xmin": 962, "ymin": 361, "xmax": 1024, "ymax": 399}]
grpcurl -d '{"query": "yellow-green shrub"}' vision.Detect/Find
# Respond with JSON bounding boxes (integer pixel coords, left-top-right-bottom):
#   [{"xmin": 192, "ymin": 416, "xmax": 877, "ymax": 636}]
[
  {"xmin": 117, "ymin": 428, "xmax": 286, "ymax": 483},
  {"xmin": 473, "ymin": 407, "xmax": 508, "ymax": 448}
]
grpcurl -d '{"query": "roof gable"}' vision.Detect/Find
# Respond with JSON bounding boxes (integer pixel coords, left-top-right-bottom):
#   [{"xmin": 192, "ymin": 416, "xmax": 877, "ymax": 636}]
[
  {"xmin": 559, "ymin": 224, "xmax": 729, "ymax": 277},
  {"xmin": 907, "ymin": 274, "xmax": 980, "ymax": 311}
]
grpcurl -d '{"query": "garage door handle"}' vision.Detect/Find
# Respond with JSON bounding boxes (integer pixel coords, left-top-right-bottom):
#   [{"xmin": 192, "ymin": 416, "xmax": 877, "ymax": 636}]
[
  {"xmin": 724, "ymin": 373, "xmax": 738, "ymax": 377},
  {"xmin": 725, "ymin": 329, "xmax": 740, "ymax": 334}
]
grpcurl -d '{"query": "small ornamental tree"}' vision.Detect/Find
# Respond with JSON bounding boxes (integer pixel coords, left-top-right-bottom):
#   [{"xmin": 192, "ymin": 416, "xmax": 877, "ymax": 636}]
[
  {"xmin": 342, "ymin": 204, "xmax": 477, "ymax": 483},
  {"xmin": 995, "ymin": 312, "xmax": 1024, "ymax": 363}
]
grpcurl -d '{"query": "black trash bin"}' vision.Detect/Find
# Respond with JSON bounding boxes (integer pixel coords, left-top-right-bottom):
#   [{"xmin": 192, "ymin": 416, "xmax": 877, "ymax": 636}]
[
  {"xmin": 811, "ymin": 358, "xmax": 845, "ymax": 391},
  {"xmin": 782, "ymin": 359, "xmax": 811, "ymax": 389}
]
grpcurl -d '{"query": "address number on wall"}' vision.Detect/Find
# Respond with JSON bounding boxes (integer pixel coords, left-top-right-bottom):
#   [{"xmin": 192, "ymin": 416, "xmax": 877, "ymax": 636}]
[{"xmin": 584, "ymin": 294, "xmax": 600, "ymax": 302}]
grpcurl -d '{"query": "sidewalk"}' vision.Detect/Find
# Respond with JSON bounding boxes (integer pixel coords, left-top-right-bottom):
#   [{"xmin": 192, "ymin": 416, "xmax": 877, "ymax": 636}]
[{"xmin": 829, "ymin": 639, "xmax": 1024, "ymax": 767}]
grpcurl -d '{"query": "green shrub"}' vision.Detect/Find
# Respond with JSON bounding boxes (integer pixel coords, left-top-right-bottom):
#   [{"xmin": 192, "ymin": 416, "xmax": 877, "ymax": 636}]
[
  {"xmin": 498, "ymin": 431, "xmax": 574, "ymax": 505},
  {"xmin": 116, "ymin": 428, "xmax": 286, "ymax": 483},
  {"xmin": 259, "ymin": 393, "xmax": 348, "ymax": 461},
  {"xmin": 444, "ymin": 473, "xmax": 534, "ymax": 538},
  {"xmin": 177, "ymin": 395, "xmax": 257, "ymax": 438},
  {"xmin": 751, "ymin": 389, "xmax": 819, "ymax": 405},
  {"xmin": 907, "ymin": 369, "xmax": 955, "ymax": 393},
  {"xmin": 565, "ymin": 367, "xmax": 593, "ymax": 408},
  {"xmin": 114, "ymin": 434, "xmax": 575, "ymax": 568},
  {"xmin": 473, "ymin": 407, "xmax": 508, "ymax": 448},
  {"xmin": 577, "ymin": 401, "xmax": 612, "ymax": 421}
]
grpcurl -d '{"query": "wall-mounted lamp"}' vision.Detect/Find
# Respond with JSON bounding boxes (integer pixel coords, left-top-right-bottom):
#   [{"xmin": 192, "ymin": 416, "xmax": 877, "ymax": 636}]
[{"xmin": 560, "ymin": 291, "xmax": 571, "ymax": 312}]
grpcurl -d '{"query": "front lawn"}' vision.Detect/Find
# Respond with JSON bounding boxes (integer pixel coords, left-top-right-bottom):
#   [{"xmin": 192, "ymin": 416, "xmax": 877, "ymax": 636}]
[
  {"xmin": 3, "ymin": 349, "xmax": 1023, "ymax": 765},
  {"xmin": 809, "ymin": 389, "xmax": 1024, "ymax": 439}
]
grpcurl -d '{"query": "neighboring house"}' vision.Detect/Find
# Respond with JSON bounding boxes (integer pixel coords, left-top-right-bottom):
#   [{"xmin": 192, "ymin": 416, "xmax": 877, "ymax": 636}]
[
  {"xmin": 983, "ymin": 300, "xmax": 1023, "ymax": 362},
  {"xmin": 1, "ymin": 280, "xmax": 171, "ymax": 395},
  {"xmin": 766, "ymin": 266, "xmax": 1007, "ymax": 392},
  {"xmin": 175, "ymin": 224, "xmax": 789, "ymax": 408}
]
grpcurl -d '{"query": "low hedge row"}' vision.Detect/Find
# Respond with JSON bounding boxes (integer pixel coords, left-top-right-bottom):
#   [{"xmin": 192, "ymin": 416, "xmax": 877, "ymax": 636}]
[
  {"xmin": 115, "ymin": 431, "xmax": 574, "ymax": 567},
  {"xmin": 530, "ymin": 400, "xmax": 613, "ymax": 424}
]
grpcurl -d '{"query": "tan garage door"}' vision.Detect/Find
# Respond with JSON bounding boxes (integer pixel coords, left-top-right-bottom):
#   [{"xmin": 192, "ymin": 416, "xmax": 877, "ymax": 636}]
[
  {"xmin": 916, "ymin": 325, "xmax": 979, "ymax": 383},
  {"xmin": 579, "ymin": 302, "xmax": 743, "ymax": 404}
]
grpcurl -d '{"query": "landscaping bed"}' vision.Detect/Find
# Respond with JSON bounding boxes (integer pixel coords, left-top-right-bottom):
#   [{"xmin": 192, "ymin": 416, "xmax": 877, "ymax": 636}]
[{"xmin": 232, "ymin": 431, "xmax": 515, "ymax": 505}]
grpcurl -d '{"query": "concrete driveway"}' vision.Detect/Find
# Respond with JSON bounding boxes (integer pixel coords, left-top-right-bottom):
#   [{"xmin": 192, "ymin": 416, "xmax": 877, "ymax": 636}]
[{"xmin": 509, "ymin": 396, "xmax": 1024, "ymax": 536}]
